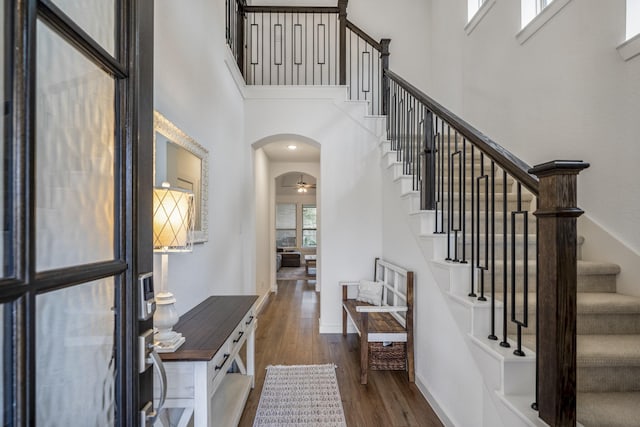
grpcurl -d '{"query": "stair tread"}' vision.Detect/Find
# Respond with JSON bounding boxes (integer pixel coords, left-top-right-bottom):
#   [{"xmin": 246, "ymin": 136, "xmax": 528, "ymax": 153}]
[
  {"xmin": 491, "ymin": 260, "xmax": 620, "ymax": 275},
  {"xmin": 494, "ymin": 292, "xmax": 640, "ymax": 314},
  {"xmin": 578, "ymin": 260, "xmax": 622, "ymax": 275},
  {"xmin": 577, "ymin": 335, "xmax": 640, "ymax": 366},
  {"xmin": 577, "ymin": 392, "xmax": 640, "ymax": 427}
]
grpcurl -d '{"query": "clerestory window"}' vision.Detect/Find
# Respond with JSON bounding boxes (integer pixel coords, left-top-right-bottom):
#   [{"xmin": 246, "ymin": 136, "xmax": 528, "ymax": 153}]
[
  {"xmin": 627, "ymin": 0, "xmax": 640, "ymax": 40},
  {"xmin": 521, "ymin": 0, "xmax": 552, "ymax": 27}
]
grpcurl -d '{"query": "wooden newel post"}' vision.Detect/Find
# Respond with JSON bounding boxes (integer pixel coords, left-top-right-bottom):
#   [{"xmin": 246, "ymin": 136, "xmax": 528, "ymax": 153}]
[
  {"xmin": 529, "ymin": 160, "xmax": 589, "ymax": 427},
  {"xmin": 338, "ymin": 0, "xmax": 348, "ymax": 85},
  {"xmin": 380, "ymin": 38, "xmax": 391, "ymax": 116}
]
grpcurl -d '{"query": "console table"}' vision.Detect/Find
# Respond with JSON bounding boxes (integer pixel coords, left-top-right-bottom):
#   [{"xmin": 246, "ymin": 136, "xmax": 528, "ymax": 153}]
[{"xmin": 157, "ymin": 295, "xmax": 258, "ymax": 427}]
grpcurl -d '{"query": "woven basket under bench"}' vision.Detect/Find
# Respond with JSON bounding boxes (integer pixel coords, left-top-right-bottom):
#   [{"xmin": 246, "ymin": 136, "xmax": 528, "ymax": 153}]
[{"xmin": 369, "ymin": 342, "xmax": 407, "ymax": 370}]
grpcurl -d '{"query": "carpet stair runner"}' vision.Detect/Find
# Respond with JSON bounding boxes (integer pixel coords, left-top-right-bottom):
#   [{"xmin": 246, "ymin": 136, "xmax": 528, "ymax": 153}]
[{"xmin": 382, "ymin": 136, "xmax": 640, "ymax": 426}]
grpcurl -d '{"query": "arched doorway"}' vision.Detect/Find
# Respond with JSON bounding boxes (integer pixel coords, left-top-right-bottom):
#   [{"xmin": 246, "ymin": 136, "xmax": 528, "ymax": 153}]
[{"xmin": 252, "ymin": 135, "xmax": 321, "ymax": 296}]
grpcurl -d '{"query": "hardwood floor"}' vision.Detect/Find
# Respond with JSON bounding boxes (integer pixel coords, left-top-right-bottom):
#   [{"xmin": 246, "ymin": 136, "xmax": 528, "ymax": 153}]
[{"xmin": 238, "ymin": 278, "xmax": 443, "ymax": 427}]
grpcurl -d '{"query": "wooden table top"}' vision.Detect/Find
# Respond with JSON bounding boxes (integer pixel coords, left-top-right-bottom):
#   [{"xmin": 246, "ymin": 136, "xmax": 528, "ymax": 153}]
[{"xmin": 159, "ymin": 295, "xmax": 258, "ymax": 362}]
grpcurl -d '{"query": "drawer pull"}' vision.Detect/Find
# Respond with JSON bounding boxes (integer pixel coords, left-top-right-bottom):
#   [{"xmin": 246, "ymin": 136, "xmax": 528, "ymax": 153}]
[
  {"xmin": 233, "ymin": 331, "xmax": 244, "ymax": 343},
  {"xmin": 215, "ymin": 353, "xmax": 230, "ymax": 371},
  {"xmin": 245, "ymin": 315, "xmax": 255, "ymax": 325}
]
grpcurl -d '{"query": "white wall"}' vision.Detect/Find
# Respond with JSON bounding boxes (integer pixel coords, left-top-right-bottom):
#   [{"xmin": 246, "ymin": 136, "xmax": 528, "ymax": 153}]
[
  {"xmin": 346, "ymin": 0, "xmax": 431, "ymax": 91},
  {"xmin": 254, "ymin": 147, "xmax": 272, "ymax": 299},
  {"xmin": 427, "ymin": 0, "xmax": 640, "ymax": 293},
  {"xmin": 155, "ymin": 0, "xmax": 249, "ymax": 314}
]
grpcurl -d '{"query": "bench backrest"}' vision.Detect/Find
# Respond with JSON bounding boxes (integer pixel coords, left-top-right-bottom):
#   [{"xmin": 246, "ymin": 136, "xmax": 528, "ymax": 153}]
[{"xmin": 374, "ymin": 258, "xmax": 414, "ymax": 329}]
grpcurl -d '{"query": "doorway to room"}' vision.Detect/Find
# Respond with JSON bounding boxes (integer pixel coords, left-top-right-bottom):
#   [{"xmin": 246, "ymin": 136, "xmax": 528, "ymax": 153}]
[{"xmin": 275, "ymin": 172, "xmax": 318, "ymax": 285}]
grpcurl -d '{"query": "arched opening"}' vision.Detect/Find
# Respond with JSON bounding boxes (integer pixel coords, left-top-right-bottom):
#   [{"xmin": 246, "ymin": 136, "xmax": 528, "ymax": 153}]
[{"xmin": 252, "ymin": 135, "xmax": 321, "ymax": 297}]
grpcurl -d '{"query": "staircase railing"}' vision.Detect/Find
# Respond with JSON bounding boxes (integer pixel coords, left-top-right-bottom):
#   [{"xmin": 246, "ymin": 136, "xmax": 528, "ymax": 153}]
[
  {"xmin": 226, "ymin": 1, "xmax": 589, "ymax": 425},
  {"xmin": 225, "ymin": 0, "xmax": 388, "ymax": 115},
  {"xmin": 385, "ymin": 68, "xmax": 589, "ymax": 426}
]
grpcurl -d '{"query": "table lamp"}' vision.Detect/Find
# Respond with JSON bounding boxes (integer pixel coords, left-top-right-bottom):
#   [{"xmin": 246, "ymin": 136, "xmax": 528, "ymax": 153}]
[{"xmin": 153, "ymin": 182, "xmax": 194, "ymax": 352}]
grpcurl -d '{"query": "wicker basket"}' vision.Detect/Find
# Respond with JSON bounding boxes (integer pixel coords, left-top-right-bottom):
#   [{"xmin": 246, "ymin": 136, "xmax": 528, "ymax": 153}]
[{"xmin": 368, "ymin": 342, "xmax": 406, "ymax": 370}]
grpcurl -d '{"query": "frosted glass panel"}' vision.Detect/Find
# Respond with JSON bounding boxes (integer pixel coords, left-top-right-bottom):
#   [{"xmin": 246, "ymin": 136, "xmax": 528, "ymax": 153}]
[
  {"xmin": 36, "ymin": 278, "xmax": 115, "ymax": 426},
  {"xmin": 51, "ymin": 0, "xmax": 115, "ymax": 55},
  {"xmin": 36, "ymin": 21, "xmax": 115, "ymax": 271},
  {"xmin": 0, "ymin": 3, "xmax": 4, "ymax": 277}
]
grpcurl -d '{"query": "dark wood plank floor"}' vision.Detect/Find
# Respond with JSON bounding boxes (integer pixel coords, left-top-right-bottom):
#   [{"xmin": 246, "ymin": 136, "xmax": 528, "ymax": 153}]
[{"xmin": 238, "ymin": 278, "xmax": 443, "ymax": 427}]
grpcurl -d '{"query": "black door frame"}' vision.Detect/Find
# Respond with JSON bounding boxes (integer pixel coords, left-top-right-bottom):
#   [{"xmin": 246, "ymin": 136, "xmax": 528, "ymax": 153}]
[{"xmin": 1, "ymin": 0, "xmax": 154, "ymax": 424}]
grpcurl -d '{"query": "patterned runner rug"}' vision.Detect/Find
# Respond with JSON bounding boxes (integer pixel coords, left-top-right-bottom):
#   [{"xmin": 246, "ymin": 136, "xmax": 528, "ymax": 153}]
[{"xmin": 253, "ymin": 364, "xmax": 347, "ymax": 427}]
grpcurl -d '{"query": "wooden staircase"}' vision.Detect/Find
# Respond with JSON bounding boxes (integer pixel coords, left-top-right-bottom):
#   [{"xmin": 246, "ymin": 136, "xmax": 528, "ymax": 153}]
[{"xmin": 382, "ymin": 135, "xmax": 640, "ymax": 427}]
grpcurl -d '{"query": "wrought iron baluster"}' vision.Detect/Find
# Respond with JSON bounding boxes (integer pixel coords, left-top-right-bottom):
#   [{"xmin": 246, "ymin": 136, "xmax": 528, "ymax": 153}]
[
  {"xmin": 469, "ymin": 146, "xmax": 476, "ymax": 297},
  {"xmin": 500, "ymin": 169, "xmax": 510, "ymax": 348},
  {"xmin": 489, "ymin": 161, "xmax": 498, "ymax": 340},
  {"xmin": 512, "ymin": 183, "xmax": 527, "ymax": 357}
]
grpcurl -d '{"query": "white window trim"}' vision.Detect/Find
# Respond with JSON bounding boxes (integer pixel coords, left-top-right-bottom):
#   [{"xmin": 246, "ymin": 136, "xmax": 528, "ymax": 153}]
[
  {"xmin": 465, "ymin": 0, "xmax": 497, "ymax": 36},
  {"xmin": 516, "ymin": 0, "xmax": 572, "ymax": 45},
  {"xmin": 617, "ymin": 32, "xmax": 640, "ymax": 61}
]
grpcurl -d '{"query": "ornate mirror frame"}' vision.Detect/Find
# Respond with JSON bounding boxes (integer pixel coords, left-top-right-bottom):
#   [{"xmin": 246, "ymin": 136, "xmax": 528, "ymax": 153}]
[{"xmin": 153, "ymin": 110, "xmax": 209, "ymax": 243}]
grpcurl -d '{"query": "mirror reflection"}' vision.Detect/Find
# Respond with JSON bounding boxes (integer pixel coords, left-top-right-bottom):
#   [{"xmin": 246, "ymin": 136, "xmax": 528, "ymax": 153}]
[{"xmin": 153, "ymin": 111, "xmax": 208, "ymax": 243}]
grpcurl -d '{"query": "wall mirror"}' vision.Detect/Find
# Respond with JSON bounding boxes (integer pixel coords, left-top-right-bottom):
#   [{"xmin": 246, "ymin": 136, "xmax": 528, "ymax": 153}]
[{"xmin": 154, "ymin": 110, "xmax": 209, "ymax": 243}]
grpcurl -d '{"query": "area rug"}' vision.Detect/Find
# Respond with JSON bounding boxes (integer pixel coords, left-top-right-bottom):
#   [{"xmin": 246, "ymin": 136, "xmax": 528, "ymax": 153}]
[{"xmin": 253, "ymin": 364, "xmax": 347, "ymax": 427}]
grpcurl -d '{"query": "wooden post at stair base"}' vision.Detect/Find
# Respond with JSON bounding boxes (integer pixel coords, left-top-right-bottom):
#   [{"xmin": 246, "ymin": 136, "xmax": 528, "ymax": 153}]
[
  {"xmin": 338, "ymin": 0, "xmax": 348, "ymax": 85},
  {"xmin": 380, "ymin": 38, "xmax": 391, "ymax": 116},
  {"xmin": 529, "ymin": 160, "xmax": 589, "ymax": 427}
]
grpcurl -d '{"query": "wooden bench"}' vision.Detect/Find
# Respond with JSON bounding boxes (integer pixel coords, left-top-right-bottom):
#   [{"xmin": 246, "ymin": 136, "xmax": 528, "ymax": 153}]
[{"xmin": 340, "ymin": 258, "xmax": 414, "ymax": 385}]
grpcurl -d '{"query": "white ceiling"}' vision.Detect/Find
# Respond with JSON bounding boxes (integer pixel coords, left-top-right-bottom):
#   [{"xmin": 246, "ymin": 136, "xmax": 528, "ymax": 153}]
[{"xmin": 262, "ymin": 140, "xmax": 320, "ymax": 162}]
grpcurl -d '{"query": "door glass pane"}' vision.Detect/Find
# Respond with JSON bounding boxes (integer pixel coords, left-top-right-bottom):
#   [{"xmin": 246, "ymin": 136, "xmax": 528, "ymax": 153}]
[
  {"xmin": 36, "ymin": 278, "xmax": 115, "ymax": 425},
  {"xmin": 1, "ymin": 2, "xmax": 5, "ymax": 277},
  {"xmin": 51, "ymin": 0, "xmax": 115, "ymax": 56},
  {"xmin": 36, "ymin": 21, "xmax": 115, "ymax": 271}
]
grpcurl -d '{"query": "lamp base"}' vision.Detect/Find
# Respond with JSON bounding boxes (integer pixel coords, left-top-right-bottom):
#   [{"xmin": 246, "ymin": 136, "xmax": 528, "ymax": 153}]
[{"xmin": 154, "ymin": 331, "xmax": 186, "ymax": 353}]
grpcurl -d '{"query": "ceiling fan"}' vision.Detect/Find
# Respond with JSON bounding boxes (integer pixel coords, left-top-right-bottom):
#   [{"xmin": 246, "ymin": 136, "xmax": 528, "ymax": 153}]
[{"xmin": 283, "ymin": 174, "xmax": 316, "ymax": 193}]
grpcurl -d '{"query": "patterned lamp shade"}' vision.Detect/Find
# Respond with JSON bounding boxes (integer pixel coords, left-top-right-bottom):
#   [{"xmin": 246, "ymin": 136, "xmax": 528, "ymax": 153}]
[{"xmin": 153, "ymin": 184, "xmax": 194, "ymax": 252}]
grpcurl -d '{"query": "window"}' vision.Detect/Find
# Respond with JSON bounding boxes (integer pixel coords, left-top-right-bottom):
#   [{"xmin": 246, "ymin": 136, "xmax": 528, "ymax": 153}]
[
  {"xmin": 619, "ymin": 0, "xmax": 640, "ymax": 60},
  {"xmin": 465, "ymin": 0, "xmax": 496, "ymax": 35},
  {"xmin": 276, "ymin": 203, "xmax": 296, "ymax": 247},
  {"xmin": 517, "ymin": 0, "xmax": 571, "ymax": 45},
  {"xmin": 627, "ymin": 0, "xmax": 640, "ymax": 40},
  {"xmin": 521, "ymin": 0, "xmax": 552, "ymax": 27},
  {"xmin": 302, "ymin": 205, "xmax": 317, "ymax": 248},
  {"xmin": 467, "ymin": 0, "xmax": 486, "ymax": 22}
]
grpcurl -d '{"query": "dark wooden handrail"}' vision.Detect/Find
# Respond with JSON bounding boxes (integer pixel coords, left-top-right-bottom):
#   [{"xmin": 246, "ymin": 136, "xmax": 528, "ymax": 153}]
[
  {"xmin": 243, "ymin": 5, "xmax": 340, "ymax": 14},
  {"xmin": 384, "ymin": 69, "xmax": 539, "ymax": 194},
  {"xmin": 346, "ymin": 19, "xmax": 381, "ymax": 51}
]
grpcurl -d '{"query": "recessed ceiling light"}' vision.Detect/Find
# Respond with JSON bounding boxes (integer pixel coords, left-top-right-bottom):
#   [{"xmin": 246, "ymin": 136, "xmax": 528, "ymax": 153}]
[{"xmin": 287, "ymin": 145, "xmax": 297, "ymax": 150}]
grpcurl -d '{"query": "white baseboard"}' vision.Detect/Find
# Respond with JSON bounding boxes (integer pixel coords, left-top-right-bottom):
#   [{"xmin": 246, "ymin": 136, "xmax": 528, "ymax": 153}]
[
  {"xmin": 256, "ymin": 291, "xmax": 271, "ymax": 315},
  {"xmin": 318, "ymin": 319, "xmax": 343, "ymax": 334},
  {"xmin": 415, "ymin": 373, "xmax": 456, "ymax": 427}
]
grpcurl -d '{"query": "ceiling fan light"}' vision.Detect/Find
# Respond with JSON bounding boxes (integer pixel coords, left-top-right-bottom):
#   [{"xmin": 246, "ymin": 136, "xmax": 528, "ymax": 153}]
[{"xmin": 287, "ymin": 145, "xmax": 297, "ymax": 150}]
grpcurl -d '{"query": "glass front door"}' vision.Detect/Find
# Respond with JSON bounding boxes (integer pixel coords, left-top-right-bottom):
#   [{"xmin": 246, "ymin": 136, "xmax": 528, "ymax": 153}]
[{"xmin": 1, "ymin": 0, "xmax": 155, "ymax": 424}]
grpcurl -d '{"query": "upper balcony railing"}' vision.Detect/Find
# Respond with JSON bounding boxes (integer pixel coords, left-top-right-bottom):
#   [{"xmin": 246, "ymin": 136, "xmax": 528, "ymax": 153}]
[
  {"xmin": 226, "ymin": 0, "xmax": 388, "ymax": 115},
  {"xmin": 226, "ymin": 2, "xmax": 589, "ymax": 425}
]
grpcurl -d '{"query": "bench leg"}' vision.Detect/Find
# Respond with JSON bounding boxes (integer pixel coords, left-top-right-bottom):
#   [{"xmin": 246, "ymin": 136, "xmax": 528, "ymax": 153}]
[
  {"xmin": 342, "ymin": 309, "xmax": 347, "ymax": 336},
  {"xmin": 360, "ymin": 313, "xmax": 369, "ymax": 385},
  {"xmin": 407, "ymin": 335, "xmax": 415, "ymax": 383},
  {"xmin": 342, "ymin": 287, "xmax": 348, "ymax": 337}
]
